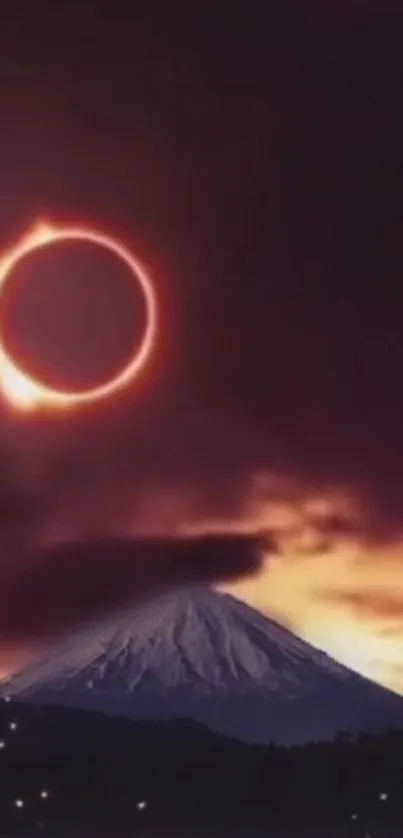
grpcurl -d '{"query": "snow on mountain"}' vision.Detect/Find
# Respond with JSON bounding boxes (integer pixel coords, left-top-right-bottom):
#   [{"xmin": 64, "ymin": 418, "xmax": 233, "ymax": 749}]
[{"xmin": 2, "ymin": 588, "xmax": 403, "ymax": 745}]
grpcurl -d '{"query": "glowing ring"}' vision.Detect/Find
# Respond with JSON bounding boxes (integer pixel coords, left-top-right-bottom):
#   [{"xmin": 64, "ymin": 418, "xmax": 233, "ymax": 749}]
[{"xmin": 0, "ymin": 222, "xmax": 157, "ymax": 410}]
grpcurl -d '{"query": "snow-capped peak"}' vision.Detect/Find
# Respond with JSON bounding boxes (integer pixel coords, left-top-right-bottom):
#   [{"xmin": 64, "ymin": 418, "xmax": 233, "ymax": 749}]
[
  {"xmin": 2, "ymin": 588, "xmax": 403, "ymax": 745},
  {"xmin": 1, "ymin": 588, "xmax": 345, "ymax": 696}
]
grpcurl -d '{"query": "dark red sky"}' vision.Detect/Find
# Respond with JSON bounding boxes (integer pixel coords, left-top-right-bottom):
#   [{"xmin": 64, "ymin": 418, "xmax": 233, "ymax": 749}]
[{"xmin": 0, "ymin": 1, "xmax": 402, "ymax": 649}]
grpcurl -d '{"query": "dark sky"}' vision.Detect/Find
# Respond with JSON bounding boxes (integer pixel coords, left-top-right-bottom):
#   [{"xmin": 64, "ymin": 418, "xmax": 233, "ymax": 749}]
[{"xmin": 0, "ymin": 1, "xmax": 402, "ymax": 649}]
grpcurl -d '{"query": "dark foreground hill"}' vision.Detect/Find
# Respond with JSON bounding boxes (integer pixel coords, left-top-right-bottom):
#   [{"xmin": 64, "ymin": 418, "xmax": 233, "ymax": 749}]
[{"xmin": 0, "ymin": 700, "xmax": 402, "ymax": 836}]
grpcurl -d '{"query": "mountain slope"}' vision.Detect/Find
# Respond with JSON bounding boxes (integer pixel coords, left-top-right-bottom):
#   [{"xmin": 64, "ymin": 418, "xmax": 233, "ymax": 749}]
[{"xmin": 2, "ymin": 588, "xmax": 403, "ymax": 744}]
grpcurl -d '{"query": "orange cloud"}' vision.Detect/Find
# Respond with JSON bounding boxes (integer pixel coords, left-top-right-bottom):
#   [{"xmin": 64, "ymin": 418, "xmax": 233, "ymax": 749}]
[{"xmin": 178, "ymin": 473, "xmax": 403, "ymax": 697}]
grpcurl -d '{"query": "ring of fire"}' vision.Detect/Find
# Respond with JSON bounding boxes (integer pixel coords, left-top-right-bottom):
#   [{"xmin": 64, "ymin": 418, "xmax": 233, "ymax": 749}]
[{"xmin": 0, "ymin": 222, "xmax": 157, "ymax": 411}]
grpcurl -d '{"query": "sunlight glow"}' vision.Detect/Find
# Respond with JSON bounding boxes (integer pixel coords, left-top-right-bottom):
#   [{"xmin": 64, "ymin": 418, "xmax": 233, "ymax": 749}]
[{"xmin": 0, "ymin": 221, "xmax": 158, "ymax": 411}]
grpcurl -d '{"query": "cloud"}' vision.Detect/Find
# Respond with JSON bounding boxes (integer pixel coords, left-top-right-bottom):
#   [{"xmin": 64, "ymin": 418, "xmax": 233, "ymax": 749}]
[
  {"xmin": 216, "ymin": 476, "xmax": 403, "ymax": 697},
  {"xmin": 0, "ymin": 533, "xmax": 267, "ymax": 644},
  {"xmin": 318, "ymin": 590, "xmax": 403, "ymax": 621}
]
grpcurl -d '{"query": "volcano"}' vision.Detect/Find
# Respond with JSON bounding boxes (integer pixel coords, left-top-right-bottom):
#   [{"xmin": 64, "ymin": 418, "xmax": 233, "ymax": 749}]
[{"xmin": 1, "ymin": 588, "xmax": 403, "ymax": 744}]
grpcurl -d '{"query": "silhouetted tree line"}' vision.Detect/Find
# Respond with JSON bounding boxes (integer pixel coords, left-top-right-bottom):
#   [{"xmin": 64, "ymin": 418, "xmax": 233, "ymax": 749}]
[{"xmin": 0, "ymin": 701, "xmax": 402, "ymax": 836}]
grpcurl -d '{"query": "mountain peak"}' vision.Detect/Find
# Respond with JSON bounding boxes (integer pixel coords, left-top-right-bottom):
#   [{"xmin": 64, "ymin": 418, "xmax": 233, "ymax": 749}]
[{"xmin": 2, "ymin": 588, "xmax": 403, "ymax": 745}]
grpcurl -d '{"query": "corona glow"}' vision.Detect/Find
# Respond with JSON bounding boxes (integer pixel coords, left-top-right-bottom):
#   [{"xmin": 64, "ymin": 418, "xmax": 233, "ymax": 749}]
[{"xmin": 0, "ymin": 221, "xmax": 157, "ymax": 411}]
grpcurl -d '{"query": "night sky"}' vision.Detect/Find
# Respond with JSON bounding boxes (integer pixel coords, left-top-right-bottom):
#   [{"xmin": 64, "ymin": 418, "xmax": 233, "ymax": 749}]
[{"xmin": 0, "ymin": 2, "xmax": 402, "ymax": 689}]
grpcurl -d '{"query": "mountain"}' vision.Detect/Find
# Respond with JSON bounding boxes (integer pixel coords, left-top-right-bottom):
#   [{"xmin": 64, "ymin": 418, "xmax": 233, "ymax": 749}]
[{"xmin": 1, "ymin": 588, "xmax": 403, "ymax": 744}]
